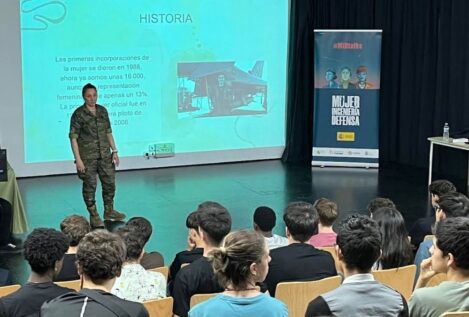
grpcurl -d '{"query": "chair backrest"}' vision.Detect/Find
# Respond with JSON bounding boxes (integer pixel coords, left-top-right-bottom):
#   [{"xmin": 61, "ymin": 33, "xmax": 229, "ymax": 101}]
[
  {"xmin": 441, "ymin": 312, "xmax": 469, "ymax": 317},
  {"xmin": 318, "ymin": 246, "xmax": 342, "ymax": 273},
  {"xmin": 275, "ymin": 275, "xmax": 342, "ymax": 317},
  {"xmin": 372, "ymin": 264, "xmax": 416, "ymax": 301},
  {"xmin": 181, "ymin": 263, "xmax": 189, "ymax": 268},
  {"xmin": 0, "ymin": 284, "xmax": 20, "ymax": 297},
  {"xmin": 424, "ymin": 235, "xmax": 435, "ymax": 241},
  {"xmin": 55, "ymin": 279, "xmax": 81, "ymax": 292},
  {"xmin": 190, "ymin": 293, "xmax": 219, "ymax": 308},
  {"xmin": 149, "ymin": 266, "xmax": 169, "ymax": 281},
  {"xmin": 426, "ymin": 273, "xmax": 447, "ymax": 287},
  {"xmin": 143, "ymin": 296, "xmax": 173, "ymax": 317}
]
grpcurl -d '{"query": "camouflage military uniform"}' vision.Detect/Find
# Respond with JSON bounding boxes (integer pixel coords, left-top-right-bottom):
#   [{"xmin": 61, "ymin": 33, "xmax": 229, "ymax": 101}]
[{"xmin": 69, "ymin": 104, "xmax": 117, "ymax": 220}]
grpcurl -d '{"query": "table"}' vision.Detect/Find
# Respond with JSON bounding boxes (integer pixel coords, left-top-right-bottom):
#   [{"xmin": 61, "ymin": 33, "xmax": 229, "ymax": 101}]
[
  {"xmin": 428, "ymin": 136, "xmax": 469, "ymax": 186},
  {"xmin": 0, "ymin": 163, "xmax": 28, "ymax": 234}
]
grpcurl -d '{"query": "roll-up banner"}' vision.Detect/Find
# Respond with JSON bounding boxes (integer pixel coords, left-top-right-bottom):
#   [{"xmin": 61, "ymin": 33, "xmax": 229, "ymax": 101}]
[{"xmin": 312, "ymin": 30, "xmax": 382, "ymax": 167}]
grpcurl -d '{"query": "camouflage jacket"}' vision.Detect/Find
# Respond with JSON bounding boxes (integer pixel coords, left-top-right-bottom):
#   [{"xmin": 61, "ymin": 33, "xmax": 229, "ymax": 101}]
[{"xmin": 69, "ymin": 104, "xmax": 113, "ymax": 160}]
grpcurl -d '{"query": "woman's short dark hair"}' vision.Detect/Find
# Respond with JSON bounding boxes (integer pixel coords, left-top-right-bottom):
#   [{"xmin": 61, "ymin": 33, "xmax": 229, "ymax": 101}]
[
  {"xmin": 436, "ymin": 217, "xmax": 469, "ymax": 270},
  {"xmin": 209, "ymin": 230, "xmax": 266, "ymax": 290},
  {"xmin": 60, "ymin": 214, "xmax": 90, "ymax": 247},
  {"xmin": 77, "ymin": 230, "xmax": 126, "ymax": 284},
  {"xmin": 24, "ymin": 228, "xmax": 69, "ymax": 274},
  {"xmin": 82, "ymin": 83, "xmax": 97, "ymax": 97}
]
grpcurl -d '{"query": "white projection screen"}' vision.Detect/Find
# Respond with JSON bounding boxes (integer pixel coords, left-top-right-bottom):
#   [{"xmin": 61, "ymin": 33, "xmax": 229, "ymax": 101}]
[{"xmin": 0, "ymin": 1, "xmax": 289, "ymax": 177}]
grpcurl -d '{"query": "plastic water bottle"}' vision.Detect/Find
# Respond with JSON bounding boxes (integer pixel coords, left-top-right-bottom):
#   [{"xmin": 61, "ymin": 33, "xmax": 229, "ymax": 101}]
[{"xmin": 443, "ymin": 122, "xmax": 450, "ymax": 141}]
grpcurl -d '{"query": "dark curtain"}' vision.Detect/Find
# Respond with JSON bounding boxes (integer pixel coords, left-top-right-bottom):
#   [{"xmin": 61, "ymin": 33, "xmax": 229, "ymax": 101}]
[{"xmin": 283, "ymin": 0, "xmax": 469, "ymax": 178}]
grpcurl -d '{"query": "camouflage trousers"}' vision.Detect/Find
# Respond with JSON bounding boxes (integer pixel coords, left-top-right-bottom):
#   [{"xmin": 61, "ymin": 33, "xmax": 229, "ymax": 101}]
[{"xmin": 77, "ymin": 156, "xmax": 115, "ymax": 211}]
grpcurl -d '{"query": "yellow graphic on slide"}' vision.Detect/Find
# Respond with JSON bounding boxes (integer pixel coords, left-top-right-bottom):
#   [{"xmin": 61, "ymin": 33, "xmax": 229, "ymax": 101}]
[{"xmin": 337, "ymin": 132, "xmax": 355, "ymax": 141}]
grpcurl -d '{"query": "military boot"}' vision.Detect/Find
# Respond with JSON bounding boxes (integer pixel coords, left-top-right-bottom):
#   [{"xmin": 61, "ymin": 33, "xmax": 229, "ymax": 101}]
[
  {"xmin": 104, "ymin": 205, "xmax": 126, "ymax": 221},
  {"xmin": 87, "ymin": 205, "xmax": 104, "ymax": 228}
]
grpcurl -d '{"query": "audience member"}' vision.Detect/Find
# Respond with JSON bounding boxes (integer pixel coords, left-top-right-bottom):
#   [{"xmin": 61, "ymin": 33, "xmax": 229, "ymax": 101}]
[
  {"xmin": 305, "ymin": 215, "xmax": 408, "ymax": 317},
  {"xmin": 367, "ymin": 197, "xmax": 396, "ymax": 217},
  {"xmin": 56, "ymin": 214, "xmax": 90, "ymax": 281},
  {"xmin": 409, "ymin": 179, "xmax": 456, "ymax": 247},
  {"xmin": 112, "ymin": 226, "xmax": 166, "ymax": 302},
  {"xmin": 410, "ymin": 217, "xmax": 469, "ymax": 316},
  {"xmin": 126, "ymin": 216, "xmax": 164, "ymax": 269},
  {"xmin": 41, "ymin": 230, "xmax": 148, "ymax": 316},
  {"xmin": 309, "ymin": 198, "xmax": 338, "ymax": 247},
  {"xmin": 168, "ymin": 211, "xmax": 204, "ymax": 294},
  {"xmin": 173, "ymin": 201, "xmax": 232, "ymax": 317},
  {"xmin": 264, "ymin": 201, "xmax": 336, "ymax": 297},
  {"xmin": 189, "ymin": 230, "xmax": 287, "ymax": 317},
  {"xmin": 0, "ymin": 228, "xmax": 72, "ymax": 317},
  {"xmin": 372, "ymin": 207, "xmax": 413, "ymax": 269},
  {"xmin": 253, "ymin": 206, "xmax": 288, "ymax": 250},
  {"xmin": 414, "ymin": 192, "xmax": 469, "ymax": 278}
]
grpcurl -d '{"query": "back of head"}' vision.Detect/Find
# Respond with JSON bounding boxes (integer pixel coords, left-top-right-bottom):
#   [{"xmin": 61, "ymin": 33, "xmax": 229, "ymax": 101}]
[
  {"xmin": 209, "ymin": 230, "xmax": 266, "ymax": 290},
  {"xmin": 126, "ymin": 216, "xmax": 152, "ymax": 244},
  {"xmin": 336, "ymin": 215, "xmax": 381, "ymax": 272},
  {"xmin": 186, "ymin": 211, "xmax": 199, "ymax": 230},
  {"xmin": 24, "ymin": 228, "xmax": 69, "ymax": 274},
  {"xmin": 117, "ymin": 226, "xmax": 146, "ymax": 262},
  {"xmin": 77, "ymin": 230, "xmax": 125, "ymax": 284},
  {"xmin": 314, "ymin": 198, "xmax": 338, "ymax": 227},
  {"xmin": 253, "ymin": 206, "xmax": 276, "ymax": 232},
  {"xmin": 438, "ymin": 192, "xmax": 469, "ymax": 218},
  {"xmin": 429, "ymin": 179, "xmax": 456, "ymax": 197},
  {"xmin": 436, "ymin": 217, "xmax": 469, "ymax": 270},
  {"xmin": 197, "ymin": 201, "xmax": 232, "ymax": 246},
  {"xmin": 372, "ymin": 207, "xmax": 413, "ymax": 269},
  {"xmin": 60, "ymin": 214, "xmax": 90, "ymax": 247},
  {"xmin": 367, "ymin": 197, "xmax": 396, "ymax": 215},
  {"xmin": 283, "ymin": 201, "xmax": 318, "ymax": 242}
]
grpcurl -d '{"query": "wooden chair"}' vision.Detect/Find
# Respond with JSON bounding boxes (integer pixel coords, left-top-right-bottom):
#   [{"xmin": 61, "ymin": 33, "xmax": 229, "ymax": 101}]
[
  {"xmin": 424, "ymin": 235, "xmax": 435, "ymax": 241},
  {"xmin": 318, "ymin": 246, "xmax": 342, "ymax": 273},
  {"xmin": 149, "ymin": 266, "xmax": 169, "ymax": 281},
  {"xmin": 55, "ymin": 279, "xmax": 81, "ymax": 292},
  {"xmin": 190, "ymin": 292, "xmax": 219, "ymax": 308},
  {"xmin": 0, "ymin": 284, "xmax": 20, "ymax": 297},
  {"xmin": 441, "ymin": 312, "xmax": 469, "ymax": 317},
  {"xmin": 425, "ymin": 273, "xmax": 447, "ymax": 287},
  {"xmin": 143, "ymin": 297, "xmax": 173, "ymax": 317},
  {"xmin": 275, "ymin": 275, "xmax": 342, "ymax": 317},
  {"xmin": 372, "ymin": 264, "xmax": 416, "ymax": 301}
]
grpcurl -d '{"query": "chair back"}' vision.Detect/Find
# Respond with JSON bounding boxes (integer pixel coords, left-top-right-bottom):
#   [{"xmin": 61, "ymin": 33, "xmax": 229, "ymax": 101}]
[
  {"xmin": 55, "ymin": 279, "xmax": 81, "ymax": 292},
  {"xmin": 0, "ymin": 284, "xmax": 20, "ymax": 297},
  {"xmin": 149, "ymin": 266, "xmax": 169, "ymax": 281},
  {"xmin": 190, "ymin": 292, "xmax": 219, "ymax": 308},
  {"xmin": 143, "ymin": 297, "xmax": 173, "ymax": 317},
  {"xmin": 372, "ymin": 264, "xmax": 416, "ymax": 301},
  {"xmin": 441, "ymin": 312, "xmax": 469, "ymax": 317},
  {"xmin": 275, "ymin": 275, "xmax": 342, "ymax": 317},
  {"xmin": 426, "ymin": 273, "xmax": 447, "ymax": 287},
  {"xmin": 318, "ymin": 246, "xmax": 342, "ymax": 273},
  {"xmin": 424, "ymin": 235, "xmax": 435, "ymax": 241}
]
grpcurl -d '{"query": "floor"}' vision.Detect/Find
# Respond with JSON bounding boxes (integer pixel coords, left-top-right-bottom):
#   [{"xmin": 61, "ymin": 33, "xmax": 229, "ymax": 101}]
[{"xmin": 2, "ymin": 159, "xmax": 464, "ymax": 284}]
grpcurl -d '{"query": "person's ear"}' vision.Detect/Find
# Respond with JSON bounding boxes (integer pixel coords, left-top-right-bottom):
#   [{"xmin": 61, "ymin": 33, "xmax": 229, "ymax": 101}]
[
  {"xmin": 285, "ymin": 227, "xmax": 291, "ymax": 238},
  {"xmin": 250, "ymin": 262, "xmax": 258, "ymax": 277},
  {"xmin": 447, "ymin": 252, "xmax": 455, "ymax": 268}
]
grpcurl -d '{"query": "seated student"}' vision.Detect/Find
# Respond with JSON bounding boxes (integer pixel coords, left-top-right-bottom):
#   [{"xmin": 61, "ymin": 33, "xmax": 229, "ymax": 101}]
[
  {"xmin": 253, "ymin": 206, "xmax": 288, "ymax": 250},
  {"xmin": 56, "ymin": 214, "xmax": 90, "ymax": 281},
  {"xmin": 372, "ymin": 207, "xmax": 413, "ymax": 269},
  {"xmin": 189, "ymin": 230, "xmax": 288, "ymax": 317},
  {"xmin": 264, "ymin": 201, "xmax": 336, "ymax": 297},
  {"xmin": 410, "ymin": 217, "xmax": 469, "ymax": 316},
  {"xmin": 409, "ymin": 179, "xmax": 456, "ymax": 247},
  {"xmin": 168, "ymin": 211, "xmax": 204, "ymax": 294},
  {"xmin": 0, "ymin": 228, "xmax": 73, "ymax": 317},
  {"xmin": 305, "ymin": 215, "xmax": 409, "ymax": 317},
  {"xmin": 414, "ymin": 192, "xmax": 469, "ymax": 278},
  {"xmin": 367, "ymin": 197, "xmax": 396, "ymax": 217},
  {"xmin": 41, "ymin": 230, "xmax": 148, "ymax": 317},
  {"xmin": 112, "ymin": 226, "xmax": 166, "ymax": 302},
  {"xmin": 309, "ymin": 198, "xmax": 338, "ymax": 247},
  {"xmin": 173, "ymin": 202, "xmax": 232, "ymax": 317},
  {"xmin": 126, "ymin": 216, "xmax": 164, "ymax": 269}
]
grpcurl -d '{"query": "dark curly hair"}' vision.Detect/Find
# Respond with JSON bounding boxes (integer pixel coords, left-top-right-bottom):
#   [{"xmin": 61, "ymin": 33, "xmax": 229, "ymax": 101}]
[
  {"xmin": 77, "ymin": 230, "xmax": 126, "ymax": 284},
  {"xmin": 337, "ymin": 215, "xmax": 381, "ymax": 272},
  {"xmin": 116, "ymin": 226, "xmax": 146, "ymax": 261},
  {"xmin": 24, "ymin": 228, "xmax": 69, "ymax": 274},
  {"xmin": 429, "ymin": 179, "xmax": 456, "ymax": 197},
  {"xmin": 126, "ymin": 217, "xmax": 152, "ymax": 244},
  {"xmin": 436, "ymin": 217, "xmax": 469, "ymax": 270},
  {"xmin": 60, "ymin": 214, "xmax": 90, "ymax": 247},
  {"xmin": 209, "ymin": 230, "xmax": 266, "ymax": 290},
  {"xmin": 283, "ymin": 201, "xmax": 318, "ymax": 242}
]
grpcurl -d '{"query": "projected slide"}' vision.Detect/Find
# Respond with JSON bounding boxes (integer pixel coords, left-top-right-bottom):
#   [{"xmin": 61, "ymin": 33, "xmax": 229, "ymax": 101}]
[{"xmin": 19, "ymin": 0, "xmax": 288, "ymax": 163}]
